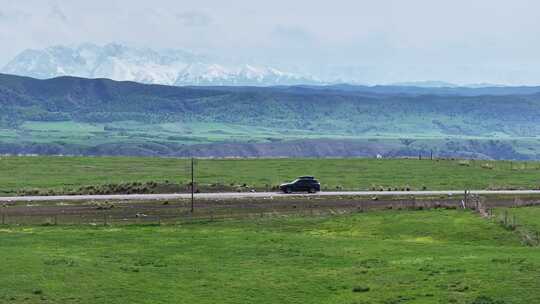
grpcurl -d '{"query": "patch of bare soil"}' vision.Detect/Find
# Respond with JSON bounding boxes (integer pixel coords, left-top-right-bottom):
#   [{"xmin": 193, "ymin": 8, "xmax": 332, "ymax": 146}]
[{"xmin": 1, "ymin": 195, "xmax": 539, "ymax": 225}]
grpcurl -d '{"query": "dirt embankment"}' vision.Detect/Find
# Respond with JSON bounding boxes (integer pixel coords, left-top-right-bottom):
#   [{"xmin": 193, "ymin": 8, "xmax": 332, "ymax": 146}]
[
  {"xmin": 2, "ymin": 195, "xmax": 540, "ymax": 226},
  {"xmin": 0, "ymin": 138, "xmax": 528, "ymax": 159}
]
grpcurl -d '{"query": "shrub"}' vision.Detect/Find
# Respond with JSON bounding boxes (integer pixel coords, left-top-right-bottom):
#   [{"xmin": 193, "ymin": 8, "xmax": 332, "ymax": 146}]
[
  {"xmin": 458, "ymin": 160, "xmax": 471, "ymax": 167},
  {"xmin": 352, "ymin": 286, "xmax": 370, "ymax": 293},
  {"xmin": 481, "ymin": 163, "xmax": 494, "ymax": 170}
]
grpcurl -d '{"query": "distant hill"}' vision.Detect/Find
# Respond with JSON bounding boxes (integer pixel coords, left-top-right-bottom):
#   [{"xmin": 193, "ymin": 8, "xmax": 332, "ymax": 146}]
[
  {"xmin": 389, "ymin": 81, "xmax": 459, "ymax": 88},
  {"xmin": 298, "ymin": 83, "xmax": 540, "ymax": 96},
  {"xmin": 2, "ymin": 73, "xmax": 540, "ymax": 159}
]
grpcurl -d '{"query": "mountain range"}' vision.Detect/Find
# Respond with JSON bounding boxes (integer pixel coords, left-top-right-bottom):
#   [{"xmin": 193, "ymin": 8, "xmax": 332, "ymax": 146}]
[
  {"xmin": 1, "ymin": 43, "xmax": 320, "ymax": 86},
  {"xmin": 2, "ymin": 73, "xmax": 540, "ymax": 159}
]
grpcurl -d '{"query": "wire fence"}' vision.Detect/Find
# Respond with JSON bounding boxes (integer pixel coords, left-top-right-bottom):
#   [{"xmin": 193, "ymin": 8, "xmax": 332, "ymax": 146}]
[
  {"xmin": 2, "ymin": 195, "xmax": 540, "ymax": 238},
  {"xmin": 0, "ymin": 208, "xmax": 362, "ymax": 226},
  {"xmin": 490, "ymin": 202, "xmax": 540, "ymax": 247},
  {"xmin": 0, "ymin": 197, "xmax": 470, "ymax": 227},
  {"xmin": 465, "ymin": 195, "xmax": 540, "ymax": 247}
]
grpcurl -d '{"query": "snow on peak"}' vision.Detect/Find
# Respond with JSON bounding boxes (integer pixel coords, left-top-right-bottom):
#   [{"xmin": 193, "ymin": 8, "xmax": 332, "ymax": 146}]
[{"xmin": 2, "ymin": 43, "xmax": 319, "ymax": 86}]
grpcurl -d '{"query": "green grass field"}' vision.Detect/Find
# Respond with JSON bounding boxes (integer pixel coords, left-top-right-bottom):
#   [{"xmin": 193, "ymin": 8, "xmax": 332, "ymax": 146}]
[
  {"xmin": 13, "ymin": 120, "xmax": 530, "ymax": 145},
  {"xmin": 1, "ymin": 156, "xmax": 540, "ymax": 195},
  {"xmin": 7, "ymin": 119, "xmax": 540, "ymax": 159},
  {"xmin": 12, "ymin": 121, "xmax": 348, "ymax": 146},
  {"xmin": 0, "ymin": 209, "xmax": 538, "ymax": 304}
]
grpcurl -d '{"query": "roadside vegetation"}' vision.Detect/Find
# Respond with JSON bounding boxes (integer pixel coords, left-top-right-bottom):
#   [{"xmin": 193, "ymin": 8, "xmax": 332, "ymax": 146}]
[
  {"xmin": 1, "ymin": 209, "xmax": 538, "ymax": 304},
  {"xmin": 492, "ymin": 206, "xmax": 540, "ymax": 247},
  {"xmin": 1, "ymin": 156, "xmax": 540, "ymax": 196}
]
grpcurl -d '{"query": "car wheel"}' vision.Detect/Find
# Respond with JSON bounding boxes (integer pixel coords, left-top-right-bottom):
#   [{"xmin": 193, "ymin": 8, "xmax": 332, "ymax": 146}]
[
  {"xmin": 285, "ymin": 188, "xmax": 292, "ymax": 194},
  {"xmin": 308, "ymin": 188, "xmax": 316, "ymax": 193}
]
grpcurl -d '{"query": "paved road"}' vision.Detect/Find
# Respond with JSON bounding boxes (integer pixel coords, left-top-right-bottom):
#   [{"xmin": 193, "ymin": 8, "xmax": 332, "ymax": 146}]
[{"xmin": 2, "ymin": 190, "xmax": 540, "ymax": 202}]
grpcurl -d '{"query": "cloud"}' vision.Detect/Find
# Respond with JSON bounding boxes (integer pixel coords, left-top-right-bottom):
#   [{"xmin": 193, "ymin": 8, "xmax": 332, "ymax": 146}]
[
  {"xmin": 272, "ymin": 25, "xmax": 316, "ymax": 46},
  {"xmin": 0, "ymin": 0, "xmax": 540, "ymax": 84},
  {"xmin": 176, "ymin": 11, "xmax": 212, "ymax": 27},
  {"xmin": 0, "ymin": 8, "xmax": 29, "ymax": 23},
  {"xmin": 48, "ymin": 3, "xmax": 67, "ymax": 22}
]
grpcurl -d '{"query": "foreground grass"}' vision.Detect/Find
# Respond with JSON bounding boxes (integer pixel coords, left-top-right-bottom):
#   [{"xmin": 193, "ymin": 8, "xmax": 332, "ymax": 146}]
[
  {"xmin": 0, "ymin": 210, "xmax": 539, "ymax": 304},
  {"xmin": 1, "ymin": 156, "xmax": 540, "ymax": 195}
]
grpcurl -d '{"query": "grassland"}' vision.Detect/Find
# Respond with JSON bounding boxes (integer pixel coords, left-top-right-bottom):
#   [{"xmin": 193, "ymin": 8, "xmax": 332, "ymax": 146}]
[
  {"xmin": 13, "ymin": 121, "xmax": 322, "ymax": 145},
  {"xmin": 1, "ymin": 156, "xmax": 540, "ymax": 196},
  {"xmin": 13, "ymin": 120, "xmax": 535, "ymax": 146},
  {"xmin": 6, "ymin": 119, "xmax": 540, "ymax": 161},
  {"xmin": 0, "ymin": 209, "xmax": 537, "ymax": 304}
]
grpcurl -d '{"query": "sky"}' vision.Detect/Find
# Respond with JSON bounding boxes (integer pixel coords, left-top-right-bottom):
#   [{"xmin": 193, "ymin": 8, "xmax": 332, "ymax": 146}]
[{"xmin": 0, "ymin": 0, "xmax": 539, "ymax": 85}]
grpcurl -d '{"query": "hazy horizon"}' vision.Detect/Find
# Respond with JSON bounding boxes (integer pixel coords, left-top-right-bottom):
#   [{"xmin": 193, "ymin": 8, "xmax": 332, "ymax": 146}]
[{"xmin": 1, "ymin": 0, "xmax": 540, "ymax": 85}]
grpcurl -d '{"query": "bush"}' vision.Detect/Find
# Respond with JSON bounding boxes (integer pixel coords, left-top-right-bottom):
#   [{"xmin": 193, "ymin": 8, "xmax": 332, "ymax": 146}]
[
  {"xmin": 458, "ymin": 160, "xmax": 471, "ymax": 167},
  {"xmin": 481, "ymin": 163, "xmax": 494, "ymax": 170},
  {"xmin": 352, "ymin": 286, "xmax": 370, "ymax": 293}
]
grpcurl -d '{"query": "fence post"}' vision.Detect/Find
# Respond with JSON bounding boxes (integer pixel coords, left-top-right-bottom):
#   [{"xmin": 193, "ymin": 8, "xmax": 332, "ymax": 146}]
[
  {"xmin": 1, "ymin": 213, "xmax": 4, "ymax": 225},
  {"xmin": 54, "ymin": 215, "xmax": 58, "ymax": 226},
  {"xmin": 104, "ymin": 213, "xmax": 107, "ymax": 226}
]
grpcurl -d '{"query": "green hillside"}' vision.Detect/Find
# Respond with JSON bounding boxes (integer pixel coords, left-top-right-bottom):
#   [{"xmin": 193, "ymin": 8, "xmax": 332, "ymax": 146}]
[{"xmin": 2, "ymin": 73, "xmax": 540, "ymax": 158}]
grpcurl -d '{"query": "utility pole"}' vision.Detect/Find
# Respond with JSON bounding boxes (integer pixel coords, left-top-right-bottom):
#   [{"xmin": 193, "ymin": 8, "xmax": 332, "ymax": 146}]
[{"xmin": 191, "ymin": 157, "xmax": 195, "ymax": 213}]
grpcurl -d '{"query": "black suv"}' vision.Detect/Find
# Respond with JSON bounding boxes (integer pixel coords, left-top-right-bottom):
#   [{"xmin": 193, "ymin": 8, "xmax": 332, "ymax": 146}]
[{"xmin": 279, "ymin": 176, "xmax": 321, "ymax": 193}]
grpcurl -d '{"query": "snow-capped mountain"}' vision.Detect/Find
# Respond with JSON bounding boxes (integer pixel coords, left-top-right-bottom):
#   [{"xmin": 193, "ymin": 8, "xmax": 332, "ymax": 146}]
[
  {"xmin": 175, "ymin": 63, "xmax": 316, "ymax": 86},
  {"xmin": 2, "ymin": 43, "xmax": 319, "ymax": 86}
]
